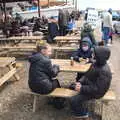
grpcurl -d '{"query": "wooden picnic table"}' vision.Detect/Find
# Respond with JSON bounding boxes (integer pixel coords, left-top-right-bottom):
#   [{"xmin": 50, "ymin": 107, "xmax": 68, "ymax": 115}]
[
  {"xmin": 0, "ymin": 36, "xmax": 43, "ymax": 41},
  {"xmin": 0, "ymin": 57, "xmax": 20, "ymax": 86},
  {"xmin": 54, "ymin": 36, "xmax": 80, "ymax": 46},
  {"xmin": 0, "ymin": 36, "xmax": 44, "ymax": 47},
  {"xmin": 51, "ymin": 59, "xmax": 91, "ymax": 73},
  {"xmin": 52, "ymin": 46, "xmax": 78, "ymax": 59}
]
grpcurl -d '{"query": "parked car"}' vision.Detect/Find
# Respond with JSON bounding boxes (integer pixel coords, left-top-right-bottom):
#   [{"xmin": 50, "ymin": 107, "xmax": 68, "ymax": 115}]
[
  {"xmin": 112, "ymin": 11, "xmax": 120, "ymax": 21},
  {"xmin": 113, "ymin": 21, "xmax": 120, "ymax": 34}
]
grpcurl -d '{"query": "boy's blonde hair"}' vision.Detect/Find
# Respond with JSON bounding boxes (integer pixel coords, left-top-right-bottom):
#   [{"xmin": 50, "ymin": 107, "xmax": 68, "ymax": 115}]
[{"xmin": 36, "ymin": 41, "xmax": 50, "ymax": 52}]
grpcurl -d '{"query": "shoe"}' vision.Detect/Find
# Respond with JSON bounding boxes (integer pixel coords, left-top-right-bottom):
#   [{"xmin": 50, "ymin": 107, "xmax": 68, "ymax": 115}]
[
  {"xmin": 106, "ymin": 44, "xmax": 112, "ymax": 47},
  {"xmin": 70, "ymin": 115, "xmax": 90, "ymax": 120}
]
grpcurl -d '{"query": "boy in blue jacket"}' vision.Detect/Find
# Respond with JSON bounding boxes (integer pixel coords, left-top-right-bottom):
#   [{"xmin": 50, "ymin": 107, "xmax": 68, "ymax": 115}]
[{"xmin": 72, "ymin": 37, "xmax": 93, "ymax": 81}]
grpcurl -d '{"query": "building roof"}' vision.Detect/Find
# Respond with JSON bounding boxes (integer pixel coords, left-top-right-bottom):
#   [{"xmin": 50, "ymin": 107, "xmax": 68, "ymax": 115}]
[{"xmin": 0, "ymin": 0, "xmax": 31, "ymax": 3}]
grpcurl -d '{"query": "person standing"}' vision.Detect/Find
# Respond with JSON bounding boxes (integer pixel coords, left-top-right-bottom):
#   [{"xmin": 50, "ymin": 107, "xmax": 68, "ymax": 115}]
[
  {"xmin": 102, "ymin": 9, "xmax": 113, "ymax": 46},
  {"xmin": 58, "ymin": 9, "xmax": 68, "ymax": 36}
]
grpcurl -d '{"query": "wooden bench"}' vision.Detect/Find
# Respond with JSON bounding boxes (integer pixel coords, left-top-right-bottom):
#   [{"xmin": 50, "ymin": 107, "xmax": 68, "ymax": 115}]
[
  {"xmin": 21, "ymin": 88, "xmax": 116, "ymax": 115},
  {"xmin": 0, "ymin": 57, "xmax": 21, "ymax": 87}
]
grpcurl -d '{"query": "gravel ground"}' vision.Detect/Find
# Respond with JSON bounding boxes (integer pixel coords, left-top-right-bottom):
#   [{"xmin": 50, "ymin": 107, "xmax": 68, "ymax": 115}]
[{"xmin": 0, "ymin": 35, "xmax": 120, "ymax": 120}]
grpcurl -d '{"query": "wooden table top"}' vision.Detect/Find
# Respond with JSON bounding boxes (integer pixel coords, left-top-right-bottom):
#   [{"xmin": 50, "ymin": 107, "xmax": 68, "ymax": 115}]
[
  {"xmin": 51, "ymin": 59, "xmax": 91, "ymax": 73},
  {"xmin": 0, "ymin": 57, "xmax": 15, "ymax": 68},
  {"xmin": 0, "ymin": 36, "xmax": 43, "ymax": 41},
  {"xmin": 54, "ymin": 36, "xmax": 80, "ymax": 41},
  {"xmin": 52, "ymin": 46, "xmax": 78, "ymax": 50}
]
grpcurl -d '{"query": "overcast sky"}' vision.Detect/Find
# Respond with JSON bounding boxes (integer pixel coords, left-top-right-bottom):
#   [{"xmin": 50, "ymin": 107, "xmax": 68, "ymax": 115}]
[
  {"xmin": 65, "ymin": 0, "xmax": 120, "ymax": 10},
  {"xmin": 76, "ymin": 0, "xmax": 120, "ymax": 10}
]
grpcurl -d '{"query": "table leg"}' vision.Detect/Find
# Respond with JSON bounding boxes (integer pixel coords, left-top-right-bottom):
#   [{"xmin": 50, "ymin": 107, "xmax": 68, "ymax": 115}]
[{"xmin": 8, "ymin": 63, "xmax": 20, "ymax": 81}]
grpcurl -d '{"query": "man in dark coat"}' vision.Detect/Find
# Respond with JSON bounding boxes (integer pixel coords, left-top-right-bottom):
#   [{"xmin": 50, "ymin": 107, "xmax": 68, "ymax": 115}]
[
  {"xmin": 58, "ymin": 9, "xmax": 68, "ymax": 36},
  {"xmin": 48, "ymin": 17, "xmax": 59, "ymax": 43},
  {"xmin": 28, "ymin": 43, "xmax": 60, "ymax": 94},
  {"xmin": 70, "ymin": 46, "xmax": 112, "ymax": 120}
]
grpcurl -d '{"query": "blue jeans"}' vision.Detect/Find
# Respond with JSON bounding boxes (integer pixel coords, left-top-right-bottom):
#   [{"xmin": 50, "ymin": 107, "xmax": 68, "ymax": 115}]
[{"xmin": 103, "ymin": 27, "xmax": 110, "ymax": 45}]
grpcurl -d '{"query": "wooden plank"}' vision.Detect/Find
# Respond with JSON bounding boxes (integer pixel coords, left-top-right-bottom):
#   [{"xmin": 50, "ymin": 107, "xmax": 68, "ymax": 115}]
[
  {"xmin": 52, "ymin": 46, "xmax": 78, "ymax": 51},
  {"xmin": 51, "ymin": 59, "xmax": 91, "ymax": 73},
  {"xmin": 54, "ymin": 36, "xmax": 80, "ymax": 41},
  {"xmin": 1, "ymin": 46, "xmax": 36, "ymax": 49},
  {"xmin": 0, "ymin": 57, "xmax": 16, "ymax": 68},
  {"xmin": 49, "ymin": 88, "xmax": 78, "ymax": 98},
  {"xmin": 21, "ymin": 88, "xmax": 116, "ymax": 100},
  {"xmin": 21, "ymin": 88, "xmax": 78, "ymax": 98},
  {"xmin": 8, "ymin": 36, "xmax": 43, "ymax": 41},
  {"xmin": 102, "ymin": 90, "xmax": 116, "ymax": 101},
  {"xmin": 8, "ymin": 64, "xmax": 20, "ymax": 81},
  {"xmin": 0, "ymin": 68, "xmax": 16, "ymax": 86},
  {"xmin": 0, "ymin": 36, "xmax": 43, "ymax": 41}
]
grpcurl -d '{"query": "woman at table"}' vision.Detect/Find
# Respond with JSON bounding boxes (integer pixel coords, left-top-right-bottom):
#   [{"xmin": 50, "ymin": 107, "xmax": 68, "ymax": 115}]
[
  {"xmin": 72, "ymin": 37, "xmax": 93, "ymax": 81},
  {"xmin": 28, "ymin": 42, "xmax": 65, "ymax": 109},
  {"xmin": 70, "ymin": 46, "xmax": 112, "ymax": 120},
  {"xmin": 28, "ymin": 42, "xmax": 60, "ymax": 94}
]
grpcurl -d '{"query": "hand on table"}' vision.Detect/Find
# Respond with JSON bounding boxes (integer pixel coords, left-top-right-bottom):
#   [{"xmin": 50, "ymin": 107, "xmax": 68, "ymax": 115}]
[{"xmin": 75, "ymin": 82, "xmax": 81, "ymax": 92}]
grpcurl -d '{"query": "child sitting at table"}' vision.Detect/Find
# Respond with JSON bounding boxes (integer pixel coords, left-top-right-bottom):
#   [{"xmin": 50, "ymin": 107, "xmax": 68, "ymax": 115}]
[
  {"xmin": 28, "ymin": 42, "xmax": 60, "ymax": 94},
  {"xmin": 72, "ymin": 37, "xmax": 93, "ymax": 81}
]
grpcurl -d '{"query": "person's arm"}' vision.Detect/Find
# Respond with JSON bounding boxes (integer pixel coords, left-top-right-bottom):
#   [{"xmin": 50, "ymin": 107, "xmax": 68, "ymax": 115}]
[
  {"xmin": 109, "ymin": 14, "xmax": 113, "ymax": 28},
  {"xmin": 44, "ymin": 60, "xmax": 60, "ymax": 78},
  {"xmin": 80, "ymin": 71, "xmax": 111, "ymax": 95},
  {"xmin": 89, "ymin": 32, "xmax": 97, "ymax": 46},
  {"xmin": 72, "ymin": 49, "xmax": 81, "ymax": 62}
]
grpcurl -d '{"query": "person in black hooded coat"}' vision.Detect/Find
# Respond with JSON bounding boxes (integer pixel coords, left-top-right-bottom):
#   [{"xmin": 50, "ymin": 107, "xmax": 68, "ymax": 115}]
[
  {"xmin": 70, "ymin": 46, "xmax": 112, "ymax": 119},
  {"xmin": 28, "ymin": 43, "xmax": 60, "ymax": 94}
]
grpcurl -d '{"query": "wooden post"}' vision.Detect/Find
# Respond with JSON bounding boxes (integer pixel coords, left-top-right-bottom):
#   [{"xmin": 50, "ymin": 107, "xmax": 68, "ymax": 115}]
[
  {"xmin": 37, "ymin": 0, "xmax": 40, "ymax": 17},
  {"xmin": 66, "ymin": 0, "xmax": 67, "ymax": 4},
  {"xmin": 73, "ymin": 0, "xmax": 75, "ymax": 5},
  {"xmin": 48, "ymin": 0, "xmax": 49, "ymax": 7},
  {"xmin": 3, "ymin": 2, "xmax": 7, "ymax": 37},
  {"xmin": 3, "ymin": 2, "xmax": 7, "ymax": 22},
  {"xmin": 75, "ymin": 0, "xmax": 77, "ymax": 10}
]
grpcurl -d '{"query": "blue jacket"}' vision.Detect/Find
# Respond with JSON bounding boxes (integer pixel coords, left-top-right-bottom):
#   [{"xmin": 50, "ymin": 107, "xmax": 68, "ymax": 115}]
[{"xmin": 72, "ymin": 38, "xmax": 93, "ymax": 62}]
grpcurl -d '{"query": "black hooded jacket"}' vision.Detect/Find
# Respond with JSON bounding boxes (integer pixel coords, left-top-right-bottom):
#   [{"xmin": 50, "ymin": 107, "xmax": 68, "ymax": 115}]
[
  {"xmin": 28, "ymin": 53, "xmax": 59, "ymax": 94},
  {"xmin": 79, "ymin": 47, "xmax": 112, "ymax": 98}
]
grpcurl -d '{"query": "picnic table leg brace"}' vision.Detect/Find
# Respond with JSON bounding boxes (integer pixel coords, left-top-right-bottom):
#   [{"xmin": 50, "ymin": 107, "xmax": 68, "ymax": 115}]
[
  {"xmin": 100, "ymin": 101, "xmax": 104, "ymax": 120},
  {"xmin": 8, "ymin": 63, "xmax": 20, "ymax": 81},
  {"xmin": 33, "ymin": 95, "xmax": 37, "ymax": 112}
]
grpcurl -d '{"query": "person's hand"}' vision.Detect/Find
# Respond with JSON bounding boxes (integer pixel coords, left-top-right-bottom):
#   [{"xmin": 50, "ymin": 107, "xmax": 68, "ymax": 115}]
[{"xmin": 75, "ymin": 82, "xmax": 81, "ymax": 92}]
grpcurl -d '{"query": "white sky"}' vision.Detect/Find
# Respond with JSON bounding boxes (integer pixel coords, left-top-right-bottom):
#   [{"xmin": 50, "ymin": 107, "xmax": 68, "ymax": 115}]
[{"xmin": 65, "ymin": 0, "xmax": 120, "ymax": 10}]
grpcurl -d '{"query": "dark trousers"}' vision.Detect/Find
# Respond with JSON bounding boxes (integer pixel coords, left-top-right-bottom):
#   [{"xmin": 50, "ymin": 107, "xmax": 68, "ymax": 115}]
[
  {"xmin": 76, "ymin": 73, "xmax": 84, "ymax": 82},
  {"xmin": 29, "ymin": 79, "xmax": 60, "ymax": 95},
  {"xmin": 59, "ymin": 26, "xmax": 67, "ymax": 36},
  {"xmin": 70, "ymin": 94, "xmax": 92, "ymax": 117}
]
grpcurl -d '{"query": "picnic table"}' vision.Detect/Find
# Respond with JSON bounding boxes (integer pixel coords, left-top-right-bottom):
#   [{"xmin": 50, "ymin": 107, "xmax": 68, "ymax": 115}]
[
  {"xmin": 0, "ymin": 36, "xmax": 44, "ymax": 47},
  {"xmin": 51, "ymin": 59, "xmax": 91, "ymax": 73},
  {"xmin": 52, "ymin": 46, "xmax": 78, "ymax": 59},
  {"xmin": 0, "ymin": 57, "xmax": 20, "ymax": 86},
  {"xmin": 54, "ymin": 36, "xmax": 80, "ymax": 46}
]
